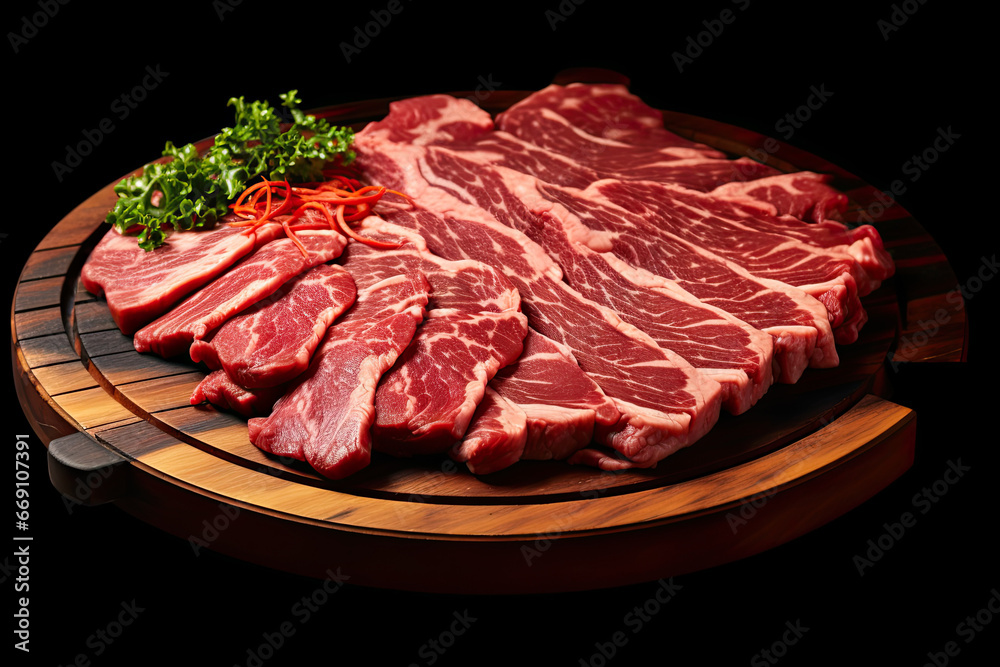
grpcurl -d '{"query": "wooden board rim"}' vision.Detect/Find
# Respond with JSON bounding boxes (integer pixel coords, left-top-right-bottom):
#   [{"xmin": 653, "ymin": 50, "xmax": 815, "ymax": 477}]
[{"xmin": 96, "ymin": 394, "xmax": 912, "ymax": 540}]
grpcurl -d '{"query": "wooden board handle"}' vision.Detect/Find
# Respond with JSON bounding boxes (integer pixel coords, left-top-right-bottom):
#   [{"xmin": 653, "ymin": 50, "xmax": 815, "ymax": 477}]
[{"xmin": 47, "ymin": 432, "xmax": 130, "ymax": 507}]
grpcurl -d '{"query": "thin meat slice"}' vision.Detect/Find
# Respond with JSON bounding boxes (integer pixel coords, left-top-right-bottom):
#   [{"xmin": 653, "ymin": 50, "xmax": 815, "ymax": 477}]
[
  {"xmin": 411, "ymin": 147, "xmax": 776, "ymax": 413},
  {"xmin": 710, "ymin": 174, "xmax": 895, "ymax": 283},
  {"xmin": 450, "ymin": 387, "xmax": 527, "ymax": 475},
  {"xmin": 710, "ymin": 171, "xmax": 849, "ymax": 224},
  {"xmin": 497, "ymin": 106, "xmax": 713, "ymax": 162},
  {"xmin": 447, "ymin": 120, "xmax": 864, "ymax": 268},
  {"xmin": 346, "ymin": 222, "xmax": 619, "ymax": 467},
  {"xmin": 492, "ymin": 88, "xmax": 872, "ymax": 237},
  {"xmin": 372, "ymin": 308, "xmax": 529, "ymax": 455},
  {"xmin": 346, "ymin": 222, "xmax": 620, "ymax": 471},
  {"xmin": 416, "ymin": 95, "xmax": 778, "ymax": 192},
  {"xmin": 190, "ymin": 370, "xmax": 286, "ymax": 417},
  {"xmin": 595, "ymin": 179, "xmax": 874, "ymax": 342},
  {"xmin": 547, "ymin": 236, "xmax": 775, "ymax": 413},
  {"xmin": 133, "ymin": 230, "xmax": 347, "ymax": 358},
  {"xmin": 354, "ymin": 140, "xmax": 724, "ymax": 470},
  {"xmin": 339, "ymin": 221, "xmax": 529, "ymax": 465},
  {"xmin": 496, "ymin": 105, "xmax": 780, "ymax": 191},
  {"xmin": 481, "ymin": 126, "xmax": 775, "ymax": 193},
  {"xmin": 189, "ymin": 264, "xmax": 357, "ymax": 388},
  {"xmin": 604, "ymin": 156, "xmax": 781, "ymax": 193},
  {"xmin": 494, "ymin": 92, "xmax": 892, "ymax": 295},
  {"xmin": 359, "ymin": 94, "xmax": 494, "ymax": 146},
  {"xmin": 248, "ymin": 273, "xmax": 431, "ymax": 479},
  {"xmin": 382, "ymin": 98, "xmax": 835, "ymax": 379},
  {"xmin": 339, "ymin": 222, "xmax": 522, "ymax": 314},
  {"xmin": 346, "ymin": 214, "xmax": 626, "ymax": 467},
  {"xmin": 455, "ymin": 132, "xmax": 602, "ymax": 190},
  {"xmin": 497, "ymin": 82, "xmax": 723, "ymax": 152},
  {"xmin": 418, "ymin": 123, "xmax": 869, "ymax": 344},
  {"xmin": 521, "ymin": 177, "xmax": 838, "ymax": 375},
  {"xmin": 81, "ymin": 221, "xmax": 284, "ymax": 335},
  {"xmin": 487, "ymin": 328, "xmax": 621, "ymax": 462}
]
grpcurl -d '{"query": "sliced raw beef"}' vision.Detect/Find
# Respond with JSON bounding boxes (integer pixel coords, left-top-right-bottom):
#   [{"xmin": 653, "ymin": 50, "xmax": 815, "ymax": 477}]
[
  {"xmin": 337, "ymin": 221, "xmax": 529, "ymax": 464},
  {"xmin": 510, "ymin": 176, "xmax": 838, "ymax": 367},
  {"xmin": 378, "ymin": 97, "xmax": 846, "ymax": 376},
  {"xmin": 348, "ymin": 222, "xmax": 622, "ymax": 468},
  {"xmin": 338, "ymin": 222, "xmax": 522, "ymax": 314},
  {"xmin": 486, "ymin": 328, "xmax": 621, "ymax": 462},
  {"xmin": 399, "ymin": 100, "xmax": 873, "ymax": 344},
  {"xmin": 453, "ymin": 132, "xmax": 600, "ymax": 190},
  {"xmin": 710, "ymin": 172, "xmax": 848, "ymax": 224},
  {"xmin": 189, "ymin": 264, "xmax": 357, "ymax": 388},
  {"xmin": 81, "ymin": 221, "xmax": 283, "ymax": 335},
  {"xmin": 496, "ymin": 106, "xmax": 712, "ymax": 162},
  {"xmin": 363, "ymin": 125, "xmax": 825, "ymax": 384},
  {"xmin": 497, "ymin": 83, "xmax": 723, "ymax": 152},
  {"xmin": 450, "ymin": 388, "xmax": 527, "ymax": 475},
  {"xmin": 496, "ymin": 105, "xmax": 780, "ymax": 191},
  {"xmin": 359, "ymin": 94, "xmax": 494, "ymax": 146},
  {"xmin": 393, "ymin": 95, "xmax": 779, "ymax": 193},
  {"xmin": 248, "ymin": 273, "xmax": 430, "ymax": 479},
  {"xmin": 372, "ymin": 307, "xmax": 528, "ymax": 455},
  {"xmin": 492, "ymin": 90, "xmax": 865, "ymax": 225},
  {"xmin": 710, "ymin": 175, "xmax": 895, "ymax": 282},
  {"xmin": 133, "ymin": 230, "xmax": 346, "ymax": 358},
  {"xmin": 600, "ymin": 156, "xmax": 781, "ymax": 193},
  {"xmin": 397, "ymin": 146, "xmax": 776, "ymax": 413},
  {"xmin": 354, "ymin": 140, "xmax": 724, "ymax": 470},
  {"xmin": 533, "ymin": 227, "xmax": 774, "ymax": 413},
  {"xmin": 591, "ymin": 179, "xmax": 874, "ymax": 342},
  {"xmin": 390, "ymin": 94, "xmax": 860, "ymax": 267},
  {"xmin": 432, "ymin": 135, "xmax": 857, "ymax": 342},
  {"xmin": 190, "ymin": 370, "xmax": 286, "ymax": 417}
]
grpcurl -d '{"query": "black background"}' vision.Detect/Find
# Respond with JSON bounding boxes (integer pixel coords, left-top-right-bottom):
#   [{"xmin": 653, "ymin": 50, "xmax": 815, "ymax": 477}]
[{"xmin": 4, "ymin": 1, "xmax": 995, "ymax": 665}]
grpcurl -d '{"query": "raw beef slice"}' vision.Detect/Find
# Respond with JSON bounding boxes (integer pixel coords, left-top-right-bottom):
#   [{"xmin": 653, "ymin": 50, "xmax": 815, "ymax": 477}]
[
  {"xmin": 248, "ymin": 273, "xmax": 431, "ymax": 479},
  {"xmin": 133, "ymin": 230, "xmax": 346, "ymax": 358},
  {"xmin": 189, "ymin": 264, "xmax": 357, "ymax": 388}
]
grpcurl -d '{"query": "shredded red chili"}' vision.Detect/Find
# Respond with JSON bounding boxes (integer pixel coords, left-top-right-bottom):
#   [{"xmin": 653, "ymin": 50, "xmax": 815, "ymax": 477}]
[{"xmin": 227, "ymin": 176, "xmax": 408, "ymax": 255}]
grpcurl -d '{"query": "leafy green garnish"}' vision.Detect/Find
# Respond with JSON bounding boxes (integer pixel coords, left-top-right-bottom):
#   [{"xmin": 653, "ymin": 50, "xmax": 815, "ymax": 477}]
[{"xmin": 105, "ymin": 90, "xmax": 355, "ymax": 251}]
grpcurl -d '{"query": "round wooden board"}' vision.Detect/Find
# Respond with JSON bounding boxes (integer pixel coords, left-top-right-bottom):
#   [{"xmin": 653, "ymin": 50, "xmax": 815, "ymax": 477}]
[{"xmin": 12, "ymin": 88, "xmax": 962, "ymax": 594}]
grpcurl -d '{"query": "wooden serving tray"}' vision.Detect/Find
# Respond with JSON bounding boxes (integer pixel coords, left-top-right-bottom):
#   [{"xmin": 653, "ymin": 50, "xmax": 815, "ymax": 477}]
[{"xmin": 11, "ymin": 84, "xmax": 963, "ymax": 594}]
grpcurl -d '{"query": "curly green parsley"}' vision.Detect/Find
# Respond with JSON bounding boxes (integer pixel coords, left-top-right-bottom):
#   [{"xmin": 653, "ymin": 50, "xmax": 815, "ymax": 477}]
[{"xmin": 105, "ymin": 90, "xmax": 355, "ymax": 250}]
